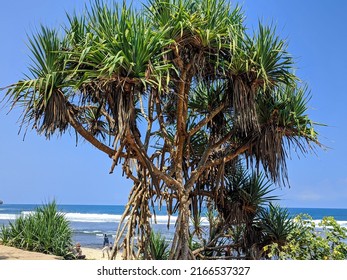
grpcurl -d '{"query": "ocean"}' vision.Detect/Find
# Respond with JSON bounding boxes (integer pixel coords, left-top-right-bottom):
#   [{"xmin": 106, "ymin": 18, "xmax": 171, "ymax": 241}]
[
  {"xmin": 0, "ymin": 204, "xmax": 178, "ymax": 248},
  {"xmin": 1, "ymin": 204, "xmax": 347, "ymax": 249}
]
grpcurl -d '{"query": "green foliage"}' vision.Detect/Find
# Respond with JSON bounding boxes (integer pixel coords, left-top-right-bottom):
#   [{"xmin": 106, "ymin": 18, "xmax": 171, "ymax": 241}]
[
  {"xmin": 0, "ymin": 201, "xmax": 74, "ymax": 259},
  {"xmin": 264, "ymin": 215, "xmax": 347, "ymax": 260},
  {"xmin": 221, "ymin": 166, "xmax": 278, "ymax": 225},
  {"xmin": 258, "ymin": 204, "xmax": 295, "ymax": 246},
  {"xmin": 148, "ymin": 231, "xmax": 170, "ymax": 260},
  {"xmin": 1, "ymin": 0, "xmax": 323, "ymax": 259}
]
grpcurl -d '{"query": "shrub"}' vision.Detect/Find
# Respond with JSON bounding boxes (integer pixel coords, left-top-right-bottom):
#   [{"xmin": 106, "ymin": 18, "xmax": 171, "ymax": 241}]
[
  {"xmin": 149, "ymin": 231, "xmax": 169, "ymax": 260},
  {"xmin": 0, "ymin": 201, "xmax": 74, "ymax": 259},
  {"xmin": 264, "ymin": 215, "xmax": 347, "ymax": 260},
  {"xmin": 259, "ymin": 204, "xmax": 295, "ymax": 246}
]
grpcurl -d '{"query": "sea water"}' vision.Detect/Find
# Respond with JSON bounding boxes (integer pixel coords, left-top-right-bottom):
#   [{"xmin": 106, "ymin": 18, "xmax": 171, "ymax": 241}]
[
  {"xmin": 0, "ymin": 204, "xmax": 179, "ymax": 248},
  {"xmin": 1, "ymin": 204, "xmax": 347, "ymax": 248}
]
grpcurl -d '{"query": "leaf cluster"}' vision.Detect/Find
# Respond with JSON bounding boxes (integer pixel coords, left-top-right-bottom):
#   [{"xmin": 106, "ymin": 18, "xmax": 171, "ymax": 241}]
[
  {"xmin": 264, "ymin": 214, "xmax": 347, "ymax": 260},
  {"xmin": 0, "ymin": 201, "xmax": 74, "ymax": 259},
  {"xmin": 147, "ymin": 231, "xmax": 170, "ymax": 260},
  {"xmin": 191, "ymin": 167, "xmax": 295, "ymax": 260}
]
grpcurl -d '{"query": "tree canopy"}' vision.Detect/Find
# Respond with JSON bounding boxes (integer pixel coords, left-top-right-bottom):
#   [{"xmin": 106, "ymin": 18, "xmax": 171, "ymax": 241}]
[{"xmin": 2, "ymin": 0, "xmax": 321, "ymax": 259}]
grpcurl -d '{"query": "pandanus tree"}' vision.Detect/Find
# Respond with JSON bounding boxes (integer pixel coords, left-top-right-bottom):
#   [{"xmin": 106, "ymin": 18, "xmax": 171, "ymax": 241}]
[{"xmin": 2, "ymin": 0, "xmax": 321, "ymax": 259}]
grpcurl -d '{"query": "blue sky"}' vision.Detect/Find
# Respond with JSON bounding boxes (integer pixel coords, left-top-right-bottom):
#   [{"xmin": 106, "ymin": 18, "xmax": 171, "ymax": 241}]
[{"xmin": 0, "ymin": 0, "xmax": 346, "ymax": 207}]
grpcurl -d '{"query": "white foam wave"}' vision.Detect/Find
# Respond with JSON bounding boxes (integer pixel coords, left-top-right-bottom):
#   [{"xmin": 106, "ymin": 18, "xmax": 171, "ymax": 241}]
[
  {"xmin": 60, "ymin": 212, "xmax": 183, "ymax": 225},
  {"xmin": 80, "ymin": 230, "xmax": 102, "ymax": 234},
  {"xmin": 339, "ymin": 222, "xmax": 347, "ymax": 227},
  {"xmin": 151, "ymin": 215, "xmax": 209, "ymax": 226},
  {"xmin": 0, "ymin": 214, "xmax": 18, "ymax": 220},
  {"xmin": 151, "ymin": 215, "xmax": 177, "ymax": 225},
  {"xmin": 0, "ymin": 211, "xmax": 210, "ymax": 226},
  {"xmin": 0, "ymin": 212, "xmax": 126, "ymax": 223},
  {"xmin": 0, "ymin": 212, "xmax": 343, "ymax": 228},
  {"xmin": 65, "ymin": 213, "xmax": 124, "ymax": 223},
  {"xmin": 65, "ymin": 213, "xmax": 182, "ymax": 225},
  {"xmin": 309, "ymin": 219, "xmax": 347, "ymax": 230}
]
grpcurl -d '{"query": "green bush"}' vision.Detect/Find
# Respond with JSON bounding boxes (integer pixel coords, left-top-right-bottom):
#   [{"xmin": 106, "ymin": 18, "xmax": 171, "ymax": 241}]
[
  {"xmin": 149, "ymin": 231, "xmax": 169, "ymax": 260},
  {"xmin": 264, "ymin": 215, "xmax": 347, "ymax": 260},
  {"xmin": 259, "ymin": 204, "xmax": 295, "ymax": 246},
  {"xmin": 0, "ymin": 201, "xmax": 74, "ymax": 259}
]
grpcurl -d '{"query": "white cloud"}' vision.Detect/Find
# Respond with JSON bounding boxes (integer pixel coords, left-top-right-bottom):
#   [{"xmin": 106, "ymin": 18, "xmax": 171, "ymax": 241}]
[{"xmin": 297, "ymin": 191, "xmax": 322, "ymax": 202}]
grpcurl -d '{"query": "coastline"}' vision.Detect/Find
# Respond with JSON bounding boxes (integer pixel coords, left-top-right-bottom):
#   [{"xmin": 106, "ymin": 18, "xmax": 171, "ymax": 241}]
[
  {"xmin": 2, "ymin": 204, "xmax": 347, "ymax": 260},
  {"xmin": 0, "ymin": 244, "xmax": 122, "ymax": 260}
]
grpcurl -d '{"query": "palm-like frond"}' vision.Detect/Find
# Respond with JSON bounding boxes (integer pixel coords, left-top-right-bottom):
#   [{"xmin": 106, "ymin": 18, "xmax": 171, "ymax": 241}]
[
  {"xmin": 259, "ymin": 84, "xmax": 318, "ymax": 140},
  {"xmin": 87, "ymin": 0, "xmax": 121, "ymax": 40},
  {"xmin": 239, "ymin": 173, "xmax": 278, "ymax": 213},
  {"xmin": 146, "ymin": 0, "xmax": 194, "ymax": 41},
  {"xmin": 258, "ymin": 203, "xmax": 294, "ymax": 246},
  {"xmin": 189, "ymin": 80, "xmax": 226, "ymax": 113},
  {"xmin": 218, "ymin": 165, "xmax": 278, "ymax": 225},
  {"xmin": 189, "ymin": 80, "xmax": 232, "ymax": 137},
  {"xmin": 82, "ymin": 106, "xmax": 108, "ymax": 140},
  {"xmin": 65, "ymin": 12, "xmax": 88, "ymax": 49},
  {"xmin": 246, "ymin": 84, "xmax": 320, "ymax": 184},
  {"xmin": 187, "ymin": 116, "xmax": 209, "ymax": 156},
  {"xmin": 147, "ymin": 0, "xmax": 243, "ymax": 48},
  {"xmin": 5, "ymin": 26, "xmax": 70, "ymax": 138},
  {"xmin": 149, "ymin": 231, "xmax": 169, "ymax": 260},
  {"xmin": 66, "ymin": 1, "xmax": 173, "ymax": 89},
  {"xmin": 246, "ymin": 23, "xmax": 296, "ymax": 88},
  {"xmin": 226, "ymin": 23, "xmax": 296, "ymax": 136},
  {"xmin": 193, "ymin": 0, "xmax": 244, "ymax": 49}
]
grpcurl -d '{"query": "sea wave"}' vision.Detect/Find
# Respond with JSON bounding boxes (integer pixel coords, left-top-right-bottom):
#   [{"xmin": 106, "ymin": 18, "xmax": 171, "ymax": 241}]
[
  {"xmin": 64, "ymin": 213, "xmax": 180, "ymax": 224},
  {"xmin": 65, "ymin": 213, "xmax": 124, "ymax": 223},
  {"xmin": 1, "ymin": 211, "xmax": 128, "ymax": 223},
  {"xmin": 0, "ymin": 211, "xmax": 211, "ymax": 226},
  {"xmin": 311, "ymin": 219, "xmax": 347, "ymax": 229},
  {"xmin": 0, "ymin": 212, "xmax": 175, "ymax": 225},
  {"xmin": 0, "ymin": 212, "xmax": 345, "ymax": 228},
  {"xmin": 0, "ymin": 214, "xmax": 18, "ymax": 220}
]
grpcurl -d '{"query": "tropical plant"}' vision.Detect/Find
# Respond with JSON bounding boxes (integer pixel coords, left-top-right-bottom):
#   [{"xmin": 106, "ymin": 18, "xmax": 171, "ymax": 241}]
[
  {"xmin": 259, "ymin": 204, "xmax": 295, "ymax": 246},
  {"xmin": 189, "ymin": 168, "xmax": 279, "ymax": 259},
  {"xmin": 264, "ymin": 215, "xmax": 347, "ymax": 260},
  {"xmin": 242, "ymin": 203, "xmax": 296, "ymax": 259},
  {"xmin": 148, "ymin": 231, "xmax": 170, "ymax": 260},
  {"xmin": 0, "ymin": 201, "xmax": 74, "ymax": 259},
  {"xmin": 1, "ymin": 0, "xmax": 322, "ymax": 259}
]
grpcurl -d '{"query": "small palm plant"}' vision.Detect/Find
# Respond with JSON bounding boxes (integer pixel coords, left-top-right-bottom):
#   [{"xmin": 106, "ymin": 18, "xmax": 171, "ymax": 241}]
[
  {"xmin": 148, "ymin": 231, "xmax": 170, "ymax": 260},
  {"xmin": 259, "ymin": 203, "xmax": 295, "ymax": 247},
  {"xmin": 0, "ymin": 201, "xmax": 74, "ymax": 259}
]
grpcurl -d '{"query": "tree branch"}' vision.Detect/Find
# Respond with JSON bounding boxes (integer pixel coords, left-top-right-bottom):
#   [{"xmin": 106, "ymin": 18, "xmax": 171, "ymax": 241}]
[
  {"xmin": 153, "ymin": 89, "xmax": 173, "ymax": 148},
  {"xmin": 188, "ymin": 103, "xmax": 226, "ymax": 137},
  {"xmin": 175, "ymin": 66, "xmax": 193, "ymax": 192},
  {"xmin": 67, "ymin": 105, "xmax": 115, "ymax": 157},
  {"xmin": 188, "ymin": 139, "xmax": 253, "ymax": 189},
  {"xmin": 125, "ymin": 128, "xmax": 180, "ymax": 190}
]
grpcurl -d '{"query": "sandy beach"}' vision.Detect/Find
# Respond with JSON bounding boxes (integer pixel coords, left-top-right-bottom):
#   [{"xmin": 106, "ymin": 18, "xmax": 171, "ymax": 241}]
[{"xmin": 0, "ymin": 244, "xmax": 121, "ymax": 260}]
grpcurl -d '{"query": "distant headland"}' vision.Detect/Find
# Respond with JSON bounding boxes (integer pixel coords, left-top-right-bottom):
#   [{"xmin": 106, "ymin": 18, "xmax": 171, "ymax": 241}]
[{"xmin": 0, "ymin": 200, "xmax": 3, "ymax": 204}]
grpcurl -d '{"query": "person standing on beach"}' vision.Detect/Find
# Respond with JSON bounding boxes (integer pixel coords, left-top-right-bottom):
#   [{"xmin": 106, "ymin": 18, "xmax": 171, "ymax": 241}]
[{"xmin": 102, "ymin": 234, "xmax": 110, "ymax": 259}]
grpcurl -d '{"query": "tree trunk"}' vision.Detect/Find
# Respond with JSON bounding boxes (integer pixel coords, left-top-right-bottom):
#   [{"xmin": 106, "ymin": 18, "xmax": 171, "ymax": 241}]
[{"xmin": 169, "ymin": 194, "xmax": 195, "ymax": 260}]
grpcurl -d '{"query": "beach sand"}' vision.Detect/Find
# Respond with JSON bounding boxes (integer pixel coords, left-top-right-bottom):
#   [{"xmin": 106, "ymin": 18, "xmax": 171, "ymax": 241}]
[
  {"xmin": 0, "ymin": 244, "xmax": 122, "ymax": 260},
  {"xmin": 82, "ymin": 247, "xmax": 122, "ymax": 260}
]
